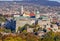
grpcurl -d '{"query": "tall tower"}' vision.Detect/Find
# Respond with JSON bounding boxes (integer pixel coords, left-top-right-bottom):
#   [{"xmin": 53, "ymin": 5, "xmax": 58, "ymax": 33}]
[{"xmin": 21, "ymin": 6, "xmax": 24, "ymax": 15}]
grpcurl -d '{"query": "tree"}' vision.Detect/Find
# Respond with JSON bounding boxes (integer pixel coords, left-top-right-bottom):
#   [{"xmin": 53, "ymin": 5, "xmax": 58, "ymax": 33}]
[
  {"xmin": 27, "ymin": 33, "xmax": 39, "ymax": 41},
  {"xmin": 40, "ymin": 31, "xmax": 56, "ymax": 41},
  {"xmin": 22, "ymin": 30, "xmax": 27, "ymax": 34},
  {"xmin": 3, "ymin": 37, "xmax": 14, "ymax": 41},
  {"xmin": 4, "ymin": 29, "xmax": 11, "ymax": 33},
  {"xmin": 0, "ymin": 33, "xmax": 2, "ymax": 41},
  {"xmin": 18, "ymin": 26, "xmax": 21, "ymax": 31},
  {"xmin": 0, "ymin": 15, "xmax": 6, "ymax": 22},
  {"xmin": 14, "ymin": 37, "xmax": 23, "ymax": 41}
]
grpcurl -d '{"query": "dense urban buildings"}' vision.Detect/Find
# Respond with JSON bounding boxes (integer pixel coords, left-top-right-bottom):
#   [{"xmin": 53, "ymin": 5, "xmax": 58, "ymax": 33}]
[{"xmin": 0, "ymin": 1, "xmax": 60, "ymax": 41}]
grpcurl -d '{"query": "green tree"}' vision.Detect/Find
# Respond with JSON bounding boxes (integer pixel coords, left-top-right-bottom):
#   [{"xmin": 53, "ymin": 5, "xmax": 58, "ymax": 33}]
[
  {"xmin": 22, "ymin": 30, "xmax": 27, "ymax": 34},
  {"xmin": 40, "ymin": 31, "xmax": 55, "ymax": 41},
  {"xmin": 0, "ymin": 15, "xmax": 6, "ymax": 22},
  {"xmin": 4, "ymin": 29, "xmax": 11, "ymax": 33},
  {"xmin": 18, "ymin": 26, "xmax": 21, "ymax": 31}
]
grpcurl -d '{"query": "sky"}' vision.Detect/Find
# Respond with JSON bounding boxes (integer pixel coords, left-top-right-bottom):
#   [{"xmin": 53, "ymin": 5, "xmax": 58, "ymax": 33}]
[
  {"xmin": 0, "ymin": 0, "xmax": 60, "ymax": 2},
  {"xmin": 49, "ymin": 0, "xmax": 60, "ymax": 2}
]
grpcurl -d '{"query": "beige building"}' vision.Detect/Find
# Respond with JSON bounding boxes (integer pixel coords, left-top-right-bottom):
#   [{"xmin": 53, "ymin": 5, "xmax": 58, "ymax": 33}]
[{"xmin": 16, "ymin": 19, "xmax": 35, "ymax": 32}]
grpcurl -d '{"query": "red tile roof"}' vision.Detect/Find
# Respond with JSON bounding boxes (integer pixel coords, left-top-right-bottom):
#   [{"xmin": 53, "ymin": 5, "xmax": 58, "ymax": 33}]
[{"xmin": 30, "ymin": 12, "xmax": 35, "ymax": 16}]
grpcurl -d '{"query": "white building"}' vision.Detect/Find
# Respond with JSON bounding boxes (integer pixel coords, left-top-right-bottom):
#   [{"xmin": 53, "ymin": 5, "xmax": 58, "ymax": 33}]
[
  {"xmin": 51, "ymin": 24, "xmax": 58, "ymax": 32},
  {"xmin": 27, "ymin": 27, "xmax": 34, "ymax": 33}
]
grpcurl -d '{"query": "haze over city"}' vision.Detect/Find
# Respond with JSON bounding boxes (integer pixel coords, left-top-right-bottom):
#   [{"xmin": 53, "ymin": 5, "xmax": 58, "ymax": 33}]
[{"xmin": 0, "ymin": 0, "xmax": 60, "ymax": 2}]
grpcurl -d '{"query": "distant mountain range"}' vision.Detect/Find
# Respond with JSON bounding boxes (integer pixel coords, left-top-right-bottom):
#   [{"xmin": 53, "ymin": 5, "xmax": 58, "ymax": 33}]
[
  {"xmin": 15, "ymin": 0, "xmax": 60, "ymax": 6},
  {"xmin": 0, "ymin": 0, "xmax": 60, "ymax": 6}
]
